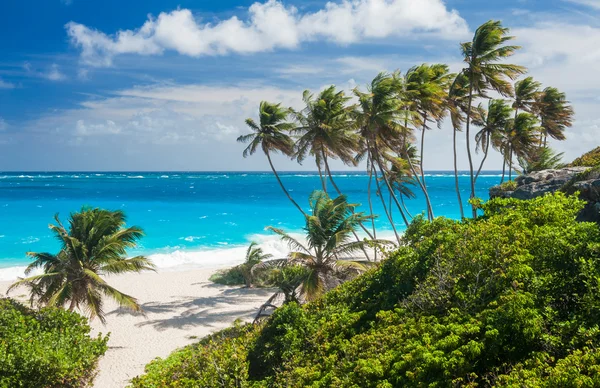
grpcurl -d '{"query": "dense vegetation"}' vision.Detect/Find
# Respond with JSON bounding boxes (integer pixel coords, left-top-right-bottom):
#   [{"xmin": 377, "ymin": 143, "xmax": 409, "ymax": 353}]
[
  {"xmin": 0, "ymin": 298, "xmax": 108, "ymax": 388},
  {"xmin": 132, "ymin": 192, "xmax": 600, "ymax": 387}
]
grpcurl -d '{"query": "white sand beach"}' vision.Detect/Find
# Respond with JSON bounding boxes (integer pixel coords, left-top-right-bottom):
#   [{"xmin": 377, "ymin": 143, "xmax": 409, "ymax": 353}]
[{"xmin": 0, "ymin": 267, "xmax": 275, "ymax": 388}]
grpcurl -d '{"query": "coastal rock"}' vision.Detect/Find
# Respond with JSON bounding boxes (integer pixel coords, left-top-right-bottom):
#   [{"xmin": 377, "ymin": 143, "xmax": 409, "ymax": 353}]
[
  {"xmin": 489, "ymin": 166, "xmax": 600, "ymax": 223},
  {"xmin": 511, "ymin": 167, "xmax": 589, "ymax": 200}
]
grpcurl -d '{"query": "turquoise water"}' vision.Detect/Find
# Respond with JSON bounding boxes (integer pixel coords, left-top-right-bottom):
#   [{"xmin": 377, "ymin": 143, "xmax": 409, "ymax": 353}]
[{"xmin": 0, "ymin": 171, "xmax": 500, "ymax": 278}]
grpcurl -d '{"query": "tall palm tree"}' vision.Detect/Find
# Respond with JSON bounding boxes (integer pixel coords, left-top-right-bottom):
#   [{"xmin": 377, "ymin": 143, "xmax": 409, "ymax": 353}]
[
  {"xmin": 238, "ymin": 101, "xmax": 305, "ymax": 216},
  {"xmin": 239, "ymin": 242, "xmax": 272, "ymax": 288},
  {"xmin": 473, "ymin": 99, "xmax": 513, "ymax": 182},
  {"xmin": 460, "ymin": 20, "xmax": 526, "ymax": 217},
  {"xmin": 353, "ymin": 72, "xmax": 410, "ymax": 236},
  {"xmin": 504, "ymin": 112, "xmax": 539, "ymax": 180},
  {"xmin": 294, "ymin": 86, "xmax": 358, "ymax": 194},
  {"xmin": 259, "ymin": 191, "xmax": 387, "ymax": 302},
  {"xmin": 502, "ymin": 76, "xmax": 542, "ymax": 182},
  {"xmin": 8, "ymin": 208, "xmax": 154, "ymax": 323},
  {"xmin": 404, "ymin": 64, "xmax": 453, "ymax": 220},
  {"xmin": 447, "ymin": 73, "xmax": 471, "ymax": 219},
  {"xmin": 534, "ymin": 87, "xmax": 574, "ymax": 147}
]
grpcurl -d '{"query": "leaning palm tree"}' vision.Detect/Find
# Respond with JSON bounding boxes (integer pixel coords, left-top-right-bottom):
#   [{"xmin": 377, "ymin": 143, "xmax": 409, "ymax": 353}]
[
  {"xmin": 239, "ymin": 242, "xmax": 273, "ymax": 288},
  {"xmin": 353, "ymin": 72, "xmax": 410, "ymax": 237},
  {"xmin": 258, "ymin": 191, "xmax": 388, "ymax": 302},
  {"xmin": 447, "ymin": 73, "xmax": 473, "ymax": 219},
  {"xmin": 294, "ymin": 86, "xmax": 358, "ymax": 194},
  {"xmin": 534, "ymin": 87, "xmax": 574, "ymax": 147},
  {"xmin": 8, "ymin": 208, "xmax": 154, "ymax": 323},
  {"xmin": 517, "ymin": 146, "xmax": 564, "ymax": 174},
  {"xmin": 460, "ymin": 20, "xmax": 526, "ymax": 217},
  {"xmin": 473, "ymin": 99, "xmax": 513, "ymax": 182},
  {"xmin": 238, "ymin": 101, "xmax": 305, "ymax": 215}
]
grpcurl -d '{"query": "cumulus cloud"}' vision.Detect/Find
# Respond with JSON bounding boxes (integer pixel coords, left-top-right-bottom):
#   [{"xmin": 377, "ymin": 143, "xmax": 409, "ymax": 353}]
[{"xmin": 66, "ymin": 0, "xmax": 469, "ymax": 67}]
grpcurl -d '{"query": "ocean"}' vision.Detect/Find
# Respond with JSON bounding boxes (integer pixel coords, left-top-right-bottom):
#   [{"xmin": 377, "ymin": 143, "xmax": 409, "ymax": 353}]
[{"xmin": 0, "ymin": 171, "xmax": 501, "ymax": 280}]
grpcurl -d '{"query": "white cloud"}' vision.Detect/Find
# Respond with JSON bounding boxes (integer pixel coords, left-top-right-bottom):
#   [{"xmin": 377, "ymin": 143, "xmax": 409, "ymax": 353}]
[
  {"xmin": 0, "ymin": 79, "xmax": 15, "ymax": 89},
  {"xmin": 563, "ymin": 0, "xmax": 600, "ymax": 9},
  {"xmin": 45, "ymin": 64, "xmax": 67, "ymax": 81},
  {"xmin": 66, "ymin": 0, "xmax": 469, "ymax": 67}
]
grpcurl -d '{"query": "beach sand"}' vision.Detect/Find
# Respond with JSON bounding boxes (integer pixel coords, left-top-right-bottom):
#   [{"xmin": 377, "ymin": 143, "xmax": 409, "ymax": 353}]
[{"xmin": 0, "ymin": 268, "xmax": 275, "ymax": 388}]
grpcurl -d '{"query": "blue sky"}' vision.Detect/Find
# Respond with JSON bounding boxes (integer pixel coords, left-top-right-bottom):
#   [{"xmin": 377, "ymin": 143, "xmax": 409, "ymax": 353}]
[{"xmin": 0, "ymin": 0, "xmax": 598, "ymax": 171}]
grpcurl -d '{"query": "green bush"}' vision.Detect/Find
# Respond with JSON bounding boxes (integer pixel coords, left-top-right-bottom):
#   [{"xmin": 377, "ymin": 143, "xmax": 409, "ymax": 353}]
[
  {"xmin": 497, "ymin": 179, "xmax": 518, "ymax": 192},
  {"xmin": 132, "ymin": 193, "xmax": 600, "ymax": 387},
  {"xmin": 209, "ymin": 266, "xmax": 246, "ymax": 286},
  {"xmin": 569, "ymin": 146, "xmax": 600, "ymax": 167},
  {"xmin": 0, "ymin": 298, "xmax": 108, "ymax": 388}
]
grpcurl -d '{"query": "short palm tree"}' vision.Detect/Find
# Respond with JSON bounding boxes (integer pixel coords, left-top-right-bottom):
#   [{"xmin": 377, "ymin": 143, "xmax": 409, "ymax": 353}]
[
  {"xmin": 518, "ymin": 146, "xmax": 564, "ymax": 174},
  {"xmin": 8, "ymin": 208, "xmax": 154, "ymax": 323},
  {"xmin": 534, "ymin": 87, "xmax": 574, "ymax": 146},
  {"xmin": 239, "ymin": 242, "xmax": 272, "ymax": 288},
  {"xmin": 238, "ymin": 101, "xmax": 305, "ymax": 215},
  {"xmin": 504, "ymin": 112, "xmax": 539, "ymax": 180},
  {"xmin": 294, "ymin": 86, "xmax": 358, "ymax": 194},
  {"xmin": 259, "ymin": 191, "xmax": 387, "ymax": 302},
  {"xmin": 460, "ymin": 20, "xmax": 526, "ymax": 217},
  {"xmin": 473, "ymin": 99, "xmax": 513, "ymax": 181}
]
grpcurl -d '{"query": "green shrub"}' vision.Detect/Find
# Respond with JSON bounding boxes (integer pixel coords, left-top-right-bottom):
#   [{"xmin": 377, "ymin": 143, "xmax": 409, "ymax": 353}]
[
  {"xmin": 209, "ymin": 266, "xmax": 246, "ymax": 286},
  {"xmin": 132, "ymin": 193, "xmax": 600, "ymax": 387},
  {"xmin": 0, "ymin": 298, "xmax": 108, "ymax": 388},
  {"xmin": 497, "ymin": 179, "xmax": 518, "ymax": 192},
  {"xmin": 569, "ymin": 146, "xmax": 600, "ymax": 167}
]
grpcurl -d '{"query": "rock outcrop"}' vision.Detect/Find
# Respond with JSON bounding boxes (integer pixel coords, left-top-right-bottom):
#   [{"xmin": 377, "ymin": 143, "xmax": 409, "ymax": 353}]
[{"xmin": 489, "ymin": 166, "xmax": 600, "ymax": 223}]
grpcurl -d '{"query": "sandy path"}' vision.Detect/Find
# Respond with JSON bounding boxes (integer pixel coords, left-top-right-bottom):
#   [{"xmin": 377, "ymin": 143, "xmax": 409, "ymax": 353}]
[{"xmin": 0, "ymin": 268, "xmax": 274, "ymax": 388}]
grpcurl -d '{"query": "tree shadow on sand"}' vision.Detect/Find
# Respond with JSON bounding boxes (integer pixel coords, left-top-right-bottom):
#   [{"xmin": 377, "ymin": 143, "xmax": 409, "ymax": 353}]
[{"xmin": 106, "ymin": 283, "xmax": 275, "ymax": 331}]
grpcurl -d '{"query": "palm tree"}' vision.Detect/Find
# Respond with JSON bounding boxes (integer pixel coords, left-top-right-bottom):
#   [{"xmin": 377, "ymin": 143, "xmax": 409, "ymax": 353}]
[
  {"xmin": 238, "ymin": 101, "xmax": 305, "ymax": 215},
  {"xmin": 534, "ymin": 87, "xmax": 574, "ymax": 147},
  {"xmin": 447, "ymin": 73, "xmax": 471, "ymax": 219},
  {"xmin": 504, "ymin": 112, "xmax": 539, "ymax": 180},
  {"xmin": 239, "ymin": 242, "xmax": 272, "ymax": 288},
  {"xmin": 460, "ymin": 20, "xmax": 526, "ymax": 217},
  {"xmin": 473, "ymin": 99, "xmax": 513, "ymax": 182},
  {"xmin": 294, "ymin": 86, "xmax": 358, "ymax": 194},
  {"xmin": 353, "ymin": 72, "xmax": 410, "ymax": 237},
  {"xmin": 404, "ymin": 64, "xmax": 452, "ymax": 220},
  {"xmin": 518, "ymin": 146, "xmax": 564, "ymax": 174},
  {"xmin": 8, "ymin": 208, "xmax": 154, "ymax": 323},
  {"xmin": 253, "ymin": 265, "xmax": 309, "ymax": 323},
  {"xmin": 258, "ymin": 191, "xmax": 387, "ymax": 302}
]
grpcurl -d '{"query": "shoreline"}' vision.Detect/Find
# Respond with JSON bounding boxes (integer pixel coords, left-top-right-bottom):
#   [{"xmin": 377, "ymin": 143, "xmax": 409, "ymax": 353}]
[{"xmin": 0, "ymin": 266, "xmax": 275, "ymax": 388}]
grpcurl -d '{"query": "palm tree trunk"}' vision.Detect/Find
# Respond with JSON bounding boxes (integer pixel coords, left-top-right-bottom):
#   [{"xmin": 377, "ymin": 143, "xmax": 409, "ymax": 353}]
[
  {"xmin": 465, "ymin": 82, "xmax": 477, "ymax": 219},
  {"xmin": 501, "ymin": 158, "xmax": 506, "ymax": 184},
  {"xmin": 543, "ymin": 134, "xmax": 547, "ymax": 148},
  {"xmin": 367, "ymin": 159, "xmax": 378, "ymax": 262},
  {"xmin": 372, "ymin": 161, "xmax": 401, "ymax": 244},
  {"xmin": 419, "ymin": 114, "xmax": 433, "ymax": 221},
  {"xmin": 399, "ymin": 193, "xmax": 413, "ymax": 219},
  {"xmin": 317, "ymin": 162, "xmax": 327, "ymax": 193},
  {"xmin": 508, "ymin": 147, "xmax": 513, "ymax": 181},
  {"xmin": 389, "ymin": 192, "xmax": 393, "ymax": 222},
  {"xmin": 453, "ymin": 126, "xmax": 465, "ymax": 219},
  {"xmin": 371, "ymin": 145, "xmax": 410, "ymax": 228},
  {"xmin": 474, "ymin": 135, "xmax": 491, "ymax": 183},
  {"xmin": 266, "ymin": 151, "xmax": 306, "ymax": 216},
  {"xmin": 404, "ymin": 116, "xmax": 434, "ymax": 221}
]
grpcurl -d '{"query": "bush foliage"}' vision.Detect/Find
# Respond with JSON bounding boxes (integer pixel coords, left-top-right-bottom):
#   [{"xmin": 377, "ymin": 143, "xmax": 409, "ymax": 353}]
[
  {"xmin": 131, "ymin": 193, "xmax": 600, "ymax": 387},
  {"xmin": 569, "ymin": 146, "xmax": 600, "ymax": 168},
  {"xmin": 0, "ymin": 298, "xmax": 108, "ymax": 388}
]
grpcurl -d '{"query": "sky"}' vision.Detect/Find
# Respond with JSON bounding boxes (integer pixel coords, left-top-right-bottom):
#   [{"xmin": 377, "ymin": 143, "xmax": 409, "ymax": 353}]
[{"xmin": 0, "ymin": 0, "xmax": 598, "ymax": 171}]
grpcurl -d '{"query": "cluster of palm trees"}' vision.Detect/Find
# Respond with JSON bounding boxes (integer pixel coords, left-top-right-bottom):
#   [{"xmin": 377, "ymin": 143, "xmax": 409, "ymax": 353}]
[{"xmin": 238, "ymin": 19, "xmax": 574, "ymax": 228}]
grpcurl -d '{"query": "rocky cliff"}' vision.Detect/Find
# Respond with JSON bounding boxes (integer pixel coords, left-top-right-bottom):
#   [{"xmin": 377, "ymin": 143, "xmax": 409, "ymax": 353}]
[{"xmin": 489, "ymin": 166, "xmax": 600, "ymax": 223}]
